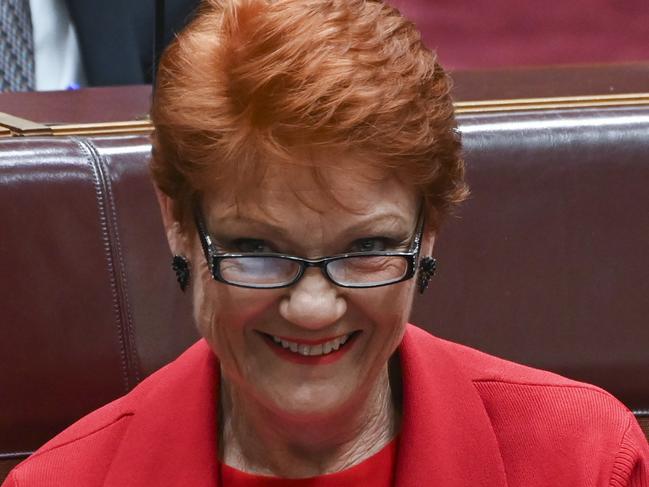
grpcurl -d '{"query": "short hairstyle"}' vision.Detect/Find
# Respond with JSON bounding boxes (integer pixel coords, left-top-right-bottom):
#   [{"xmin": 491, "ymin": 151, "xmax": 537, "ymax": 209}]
[{"xmin": 150, "ymin": 0, "xmax": 468, "ymax": 231}]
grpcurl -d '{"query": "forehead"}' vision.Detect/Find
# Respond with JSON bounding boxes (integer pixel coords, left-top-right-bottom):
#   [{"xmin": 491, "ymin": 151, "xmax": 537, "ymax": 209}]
[{"xmin": 204, "ymin": 159, "xmax": 419, "ymax": 222}]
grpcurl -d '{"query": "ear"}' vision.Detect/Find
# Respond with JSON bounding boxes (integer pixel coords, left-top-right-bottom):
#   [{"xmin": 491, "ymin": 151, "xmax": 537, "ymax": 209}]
[{"xmin": 155, "ymin": 186, "xmax": 188, "ymax": 256}]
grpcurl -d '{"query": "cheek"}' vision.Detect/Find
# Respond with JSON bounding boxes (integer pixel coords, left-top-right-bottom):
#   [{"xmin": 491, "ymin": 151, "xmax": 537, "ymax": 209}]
[
  {"xmin": 191, "ymin": 264, "xmax": 278, "ymax": 357},
  {"xmin": 354, "ymin": 281, "xmax": 415, "ymax": 356},
  {"xmin": 191, "ymin": 262, "xmax": 217, "ymax": 343},
  {"xmin": 369, "ymin": 280, "xmax": 414, "ymax": 328}
]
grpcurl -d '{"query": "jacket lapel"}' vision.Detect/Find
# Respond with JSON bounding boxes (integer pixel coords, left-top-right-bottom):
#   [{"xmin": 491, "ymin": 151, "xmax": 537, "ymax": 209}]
[
  {"xmin": 395, "ymin": 326, "xmax": 508, "ymax": 486},
  {"xmin": 104, "ymin": 341, "xmax": 221, "ymax": 487}
]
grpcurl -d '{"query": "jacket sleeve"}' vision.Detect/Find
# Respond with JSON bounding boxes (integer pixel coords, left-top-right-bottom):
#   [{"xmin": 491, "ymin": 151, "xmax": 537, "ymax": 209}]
[{"xmin": 609, "ymin": 413, "xmax": 649, "ymax": 487}]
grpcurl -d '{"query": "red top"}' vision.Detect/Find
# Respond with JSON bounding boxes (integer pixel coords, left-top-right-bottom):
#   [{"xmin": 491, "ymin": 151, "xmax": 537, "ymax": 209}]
[{"xmin": 219, "ymin": 439, "xmax": 397, "ymax": 487}]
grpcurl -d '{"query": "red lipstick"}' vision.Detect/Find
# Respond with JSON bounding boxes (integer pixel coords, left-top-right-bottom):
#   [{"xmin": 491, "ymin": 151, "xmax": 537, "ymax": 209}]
[
  {"xmin": 270, "ymin": 333, "xmax": 351, "ymax": 346},
  {"xmin": 260, "ymin": 332, "xmax": 360, "ymax": 365}
]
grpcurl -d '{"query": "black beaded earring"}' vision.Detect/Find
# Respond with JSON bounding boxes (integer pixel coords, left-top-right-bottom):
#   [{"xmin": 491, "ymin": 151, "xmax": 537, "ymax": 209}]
[
  {"xmin": 172, "ymin": 255, "xmax": 191, "ymax": 292},
  {"xmin": 417, "ymin": 257, "xmax": 437, "ymax": 294}
]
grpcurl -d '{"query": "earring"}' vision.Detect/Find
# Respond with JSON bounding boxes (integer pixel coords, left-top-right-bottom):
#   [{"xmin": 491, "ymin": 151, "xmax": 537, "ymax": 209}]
[
  {"xmin": 172, "ymin": 255, "xmax": 191, "ymax": 292},
  {"xmin": 417, "ymin": 257, "xmax": 437, "ymax": 294}
]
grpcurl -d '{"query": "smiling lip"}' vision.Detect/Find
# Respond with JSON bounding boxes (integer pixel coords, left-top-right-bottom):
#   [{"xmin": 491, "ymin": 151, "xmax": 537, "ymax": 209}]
[
  {"xmin": 269, "ymin": 333, "xmax": 352, "ymax": 346},
  {"xmin": 259, "ymin": 331, "xmax": 360, "ymax": 365}
]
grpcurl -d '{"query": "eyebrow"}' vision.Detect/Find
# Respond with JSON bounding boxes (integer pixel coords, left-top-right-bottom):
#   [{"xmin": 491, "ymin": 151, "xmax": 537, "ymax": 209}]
[{"xmin": 209, "ymin": 212, "xmax": 413, "ymax": 240}]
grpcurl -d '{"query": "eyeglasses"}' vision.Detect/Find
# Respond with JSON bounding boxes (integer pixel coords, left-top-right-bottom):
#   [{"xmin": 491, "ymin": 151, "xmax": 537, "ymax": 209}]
[{"xmin": 194, "ymin": 207, "xmax": 425, "ymax": 289}]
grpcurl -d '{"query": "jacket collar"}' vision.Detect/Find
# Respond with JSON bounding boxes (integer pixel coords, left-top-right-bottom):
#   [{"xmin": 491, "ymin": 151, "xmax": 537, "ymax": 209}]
[
  {"xmin": 105, "ymin": 326, "xmax": 507, "ymax": 486},
  {"xmin": 395, "ymin": 326, "xmax": 508, "ymax": 486}
]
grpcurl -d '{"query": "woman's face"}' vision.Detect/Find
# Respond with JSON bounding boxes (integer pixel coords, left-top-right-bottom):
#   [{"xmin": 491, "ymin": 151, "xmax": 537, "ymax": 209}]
[{"xmin": 171, "ymin": 161, "xmax": 432, "ymax": 421}]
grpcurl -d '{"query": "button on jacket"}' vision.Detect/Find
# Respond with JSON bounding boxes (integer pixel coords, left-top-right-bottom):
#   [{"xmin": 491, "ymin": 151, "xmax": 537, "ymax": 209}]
[{"xmin": 4, "ymin": 325, "xmax": 648, "ymax": 486}]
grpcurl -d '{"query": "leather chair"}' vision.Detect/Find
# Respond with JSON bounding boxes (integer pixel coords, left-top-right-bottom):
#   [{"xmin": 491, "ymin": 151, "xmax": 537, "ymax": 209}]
[
  {"xmin": 0, "ymin": 133, "xmax": 198, "ymax": 481},
  {"xmin": 1, "ymin": 65, "xmax": 648, "ymax": 481}
]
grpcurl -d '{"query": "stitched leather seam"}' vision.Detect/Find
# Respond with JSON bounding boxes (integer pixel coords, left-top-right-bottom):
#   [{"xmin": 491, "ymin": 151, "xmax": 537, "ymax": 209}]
[
  {"xmin": 0, "ymin": 452, "xmax": 32, "ymax": 461},
  {"xmin": 92, "ymin": 140, "xmax": 141, "ymax": 384},
  {"xmin": 73, "ymin": 138, "xmax": 130, "ymax": 393}
]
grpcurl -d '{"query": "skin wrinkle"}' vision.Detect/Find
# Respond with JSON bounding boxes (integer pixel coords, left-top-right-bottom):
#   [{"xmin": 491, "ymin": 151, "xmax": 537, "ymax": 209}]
[
  {"xmin": 219, "ymin": 361, "xmax": 399, "ymax": 477},
  {"xmin": 204, "ymin": 156, "xmax": 413, "ymax": 240}
]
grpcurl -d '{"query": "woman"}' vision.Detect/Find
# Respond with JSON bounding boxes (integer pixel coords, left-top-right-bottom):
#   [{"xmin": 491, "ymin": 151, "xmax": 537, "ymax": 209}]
[{"xmin": 4, "ymin": 0, "xmax": 647, "ymax": 485}]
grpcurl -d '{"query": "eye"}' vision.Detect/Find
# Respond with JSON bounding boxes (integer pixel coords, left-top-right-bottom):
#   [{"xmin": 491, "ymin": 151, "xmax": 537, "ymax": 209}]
[
  {"xmin": 231, "ymin": 239, "xmax": 275, "ymax": 253},
  {"xmin": 351, "ymin": 238, "xmax": 392, "ymax": 253}
]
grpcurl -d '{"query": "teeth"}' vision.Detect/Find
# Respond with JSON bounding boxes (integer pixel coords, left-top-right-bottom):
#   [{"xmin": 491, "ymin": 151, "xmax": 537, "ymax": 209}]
[{"xmin": 269, "ymin": 333, "xmax": 354, "ymax": 356}]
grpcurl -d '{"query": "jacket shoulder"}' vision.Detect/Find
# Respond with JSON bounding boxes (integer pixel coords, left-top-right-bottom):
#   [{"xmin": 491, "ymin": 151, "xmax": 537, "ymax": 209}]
[
  {"xmin": 407, "ymin": 325, "xmax": 630, "ymax": 422},
  {"xmin": 6, "ymin": 400, "xmax": 134, "ymax": 486},
  {"xmin": 6, "ymin": 342, "xmax": 206, "ymax": 486},
  {"xmin": 406, "ymin": 325, "xmax": 649, "ymax": 484},
  {"xmin": 407, "ymin": 324, "xmax": 613, "ymax": 389}
]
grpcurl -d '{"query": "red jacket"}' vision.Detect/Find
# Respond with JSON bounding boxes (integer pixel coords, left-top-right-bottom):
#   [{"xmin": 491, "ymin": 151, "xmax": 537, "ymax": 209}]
[{"xmin": 4, "ymin": 325, "xmax": 648, "ymax": 486}]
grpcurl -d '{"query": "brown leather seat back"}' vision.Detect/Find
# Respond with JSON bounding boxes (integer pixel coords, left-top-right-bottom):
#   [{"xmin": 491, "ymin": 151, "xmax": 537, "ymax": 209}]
[
  {"xmin": 411, "ymin": 105, "xmax": 649, "ymax": 432},
  {"xmin": 0, "ymin": 135, "xmax": 197, "ymax": 472}
]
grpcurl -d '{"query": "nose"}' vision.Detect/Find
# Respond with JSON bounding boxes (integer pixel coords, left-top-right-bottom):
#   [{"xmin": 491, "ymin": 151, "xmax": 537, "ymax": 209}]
[{"xmin": 279, "ymin": 268, "xmax": 347, "ymax": 330}]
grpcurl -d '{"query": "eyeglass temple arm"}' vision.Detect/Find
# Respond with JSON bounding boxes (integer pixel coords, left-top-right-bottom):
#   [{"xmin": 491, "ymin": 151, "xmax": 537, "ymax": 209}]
[
  {"xmin": 411, "ymin": 206, "xmax": 426, "ymax": 254},
  {"xmin": 193, "ymin": 208, "xmax": 215, "ymax": 267}
]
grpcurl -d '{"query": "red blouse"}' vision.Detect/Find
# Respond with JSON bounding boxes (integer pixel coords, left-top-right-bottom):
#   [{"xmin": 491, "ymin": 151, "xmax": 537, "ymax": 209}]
[{"xmin": 218, "ymin": 438, "xmax": 398, "ymax": 487}]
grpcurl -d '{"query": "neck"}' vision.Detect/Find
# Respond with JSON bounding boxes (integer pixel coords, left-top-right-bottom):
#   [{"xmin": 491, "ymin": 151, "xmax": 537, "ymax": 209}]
[{"xmin": 218, "ymin": 360, "xmax": 401, "ymax": 478}]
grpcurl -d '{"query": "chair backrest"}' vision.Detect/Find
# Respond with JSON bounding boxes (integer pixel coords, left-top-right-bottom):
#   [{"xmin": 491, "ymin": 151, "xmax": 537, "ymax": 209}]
[
  {"xmin": 1, "ymin": 67, "xmax": 648, "ymax": 480},
  {"xmin": 413, "ymin": 68, "xmax": 649, "ymax": 439},
  {"xmin": 0, "ymin": 134, "xmax": 198, "ymax": 479},
  {"xmin": 411, "ymin": 104, "xmax": 649, "ymax": 427}
]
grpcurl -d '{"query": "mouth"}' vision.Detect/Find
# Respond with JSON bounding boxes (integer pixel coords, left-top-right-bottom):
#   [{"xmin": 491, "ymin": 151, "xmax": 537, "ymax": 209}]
[{"xmin": 258, "ymin": 330, "xmax": 362, "ymax": 363}]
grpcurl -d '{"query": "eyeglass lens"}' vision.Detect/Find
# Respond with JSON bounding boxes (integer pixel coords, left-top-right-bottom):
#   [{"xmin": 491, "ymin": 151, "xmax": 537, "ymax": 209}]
[
  {"xmin": 219, "ymin": 257, "xmax": 301, "ymax": 287},
  {"xmin": 217, "ymin": 255, "xmax": 408, "ymax": 287},
  {"xmin": 326, "ymin": 256, "xmax": 408, "ymax": 286}
]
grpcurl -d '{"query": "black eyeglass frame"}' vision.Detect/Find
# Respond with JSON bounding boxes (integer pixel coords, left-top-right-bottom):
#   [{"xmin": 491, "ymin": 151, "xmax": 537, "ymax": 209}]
[{"xmin": 194, "ymin": 206, "xmax": 425, "ymax": 290}]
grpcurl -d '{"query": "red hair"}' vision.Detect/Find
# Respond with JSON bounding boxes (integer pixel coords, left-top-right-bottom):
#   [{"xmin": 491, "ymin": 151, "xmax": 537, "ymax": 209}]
[{"xmin": 150, "ymin": 0, "xmax": 467, "ymax": 229}]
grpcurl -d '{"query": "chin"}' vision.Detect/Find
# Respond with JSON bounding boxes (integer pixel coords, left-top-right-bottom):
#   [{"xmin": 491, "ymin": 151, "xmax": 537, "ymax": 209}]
[{"xmin": 262, "ymin": 380, "xmax": 359, "ymax": 422}]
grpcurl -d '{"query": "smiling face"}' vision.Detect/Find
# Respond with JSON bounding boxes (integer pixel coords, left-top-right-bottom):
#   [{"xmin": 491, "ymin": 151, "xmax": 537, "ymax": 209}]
[{"xmin": 162, "ymin": 160, "xmax": 433, "ymax": 423}]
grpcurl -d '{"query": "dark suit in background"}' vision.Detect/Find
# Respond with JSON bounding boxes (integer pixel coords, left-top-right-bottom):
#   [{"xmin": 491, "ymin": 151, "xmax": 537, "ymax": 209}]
[{"xmin": 64, "ymin": 0, "xmax": 200, "ymax": 86}]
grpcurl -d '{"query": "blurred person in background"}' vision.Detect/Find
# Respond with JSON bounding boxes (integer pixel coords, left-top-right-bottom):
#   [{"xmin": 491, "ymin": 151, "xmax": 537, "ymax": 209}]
[
  {"xmin": 3, "ymin": 0, "xmax": 644, "ymax": 92},
  {"xmin": 0, "ymin": 0, "xmax": 199, "ymax": 91}
]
